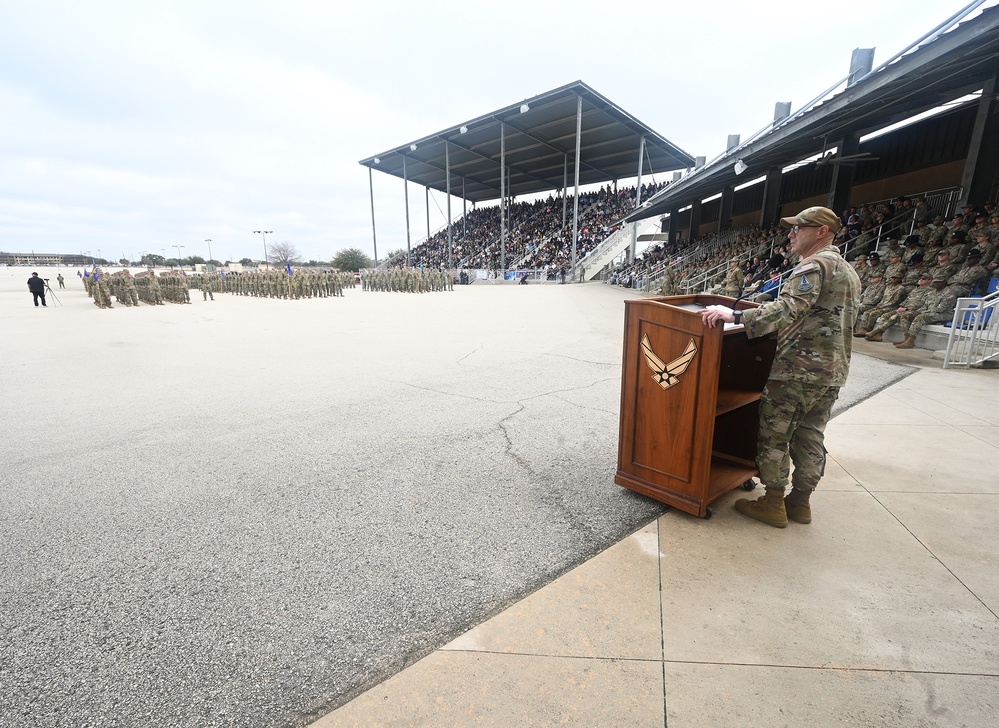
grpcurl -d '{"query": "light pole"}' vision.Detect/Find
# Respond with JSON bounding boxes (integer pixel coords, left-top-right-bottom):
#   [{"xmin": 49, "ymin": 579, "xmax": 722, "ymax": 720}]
[
  {"xmin": 205, "ymin": 239, "xmax": 213, "ymax": 264},
  {"xmin": 174, "ymin": 245, "xmax": 184, "ymax": 269},
  {"xmin": 254, "ymin": 231, "xmax": 272, "ymax": 267}
]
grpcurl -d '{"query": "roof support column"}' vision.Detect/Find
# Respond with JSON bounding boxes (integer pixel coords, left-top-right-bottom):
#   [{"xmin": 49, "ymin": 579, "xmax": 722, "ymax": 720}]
[
  {"xmin": 629, "ymin": 135, "xmax": 646, "ymax": 265},
  {"xmin": 718, "ymin": 185, "xmax": 735, "ymax": 233},
  {"xmin": 827, "ymin": 133, "xmax": 860, "ymax": 214},
  {"xmin": 689, "ymin": 201, "xmax": 702, "ymax": 240},
  {"xmin": 960, "ymin": 66, "xmax": 999, "ymax": 208},
  {"xmin": 760, "ymin": 166, "xmax": 782, "ymax": 229},
  {"xmin": 403, "ymin": 155, "xmax": 411, "ymax": 266},
  {"xmin": 446, "ymin": 141, "xmax": 452, "ymax": 269},
  {"xmin": 571, "ymin": 94, "xmax": 582, "ymax": 279},
  {"xmin": 500, "ymin": 121, "xmax": 506, "ymax": 274},
  {"xmin": 562, "ymin": 155, "xmax": 568, "ymax": 228},
  {"xmin": 462, "ymin": 178, "xmax": 467, "ymax": 242},
  {"xmin": 368, "ymin": 167, "xmax": 378, "ymax": 266},
  {"xmin": 667, "ymin": 210, "xmax": 679, "ymax": 247},
  {"xmin": 425, "ymin": 187, "xmax": 431, "ymax": 247}
]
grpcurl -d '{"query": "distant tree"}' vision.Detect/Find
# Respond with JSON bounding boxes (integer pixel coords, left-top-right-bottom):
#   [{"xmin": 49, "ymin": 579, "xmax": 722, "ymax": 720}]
[
  {"xmin": 165, "ymin": 258, "xmax": 180, "ymax": 268},
  {"xmin": 267, "ymin": 241, "xmax": 302, "ymax": 266},
  {"xmin": 185, "ymin": 255, "xmax": 206, "ymax": 266},
  {"xmin": 332, "ymin": 248, "xmax": 372, "ymax": 271},
  {"xmin": 306, "ymin": 259, "xmax": 330, "ymax": 267},
  {"xmin": 239, "ymin": 257, "xmax": 255, "ymax": 266},
  {"xmin": 383, "ymin": 248, "xmax": 405, "ymax": 263},
  {"xmin": 141, "ymin": 253, "xmax": 165, "ymax": 266},
  {"xmin": 119, "ymin": 258, "xmax": 129, "ymax": 266}
]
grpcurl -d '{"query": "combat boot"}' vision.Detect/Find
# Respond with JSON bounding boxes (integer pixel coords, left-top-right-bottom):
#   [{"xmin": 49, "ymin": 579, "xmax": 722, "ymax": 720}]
[
  {"xmin": 865, "ymin": 329, "xmax": 884, "ymax": 342},
  {"xmin": 734, "ymin": 487, "xmax": 787, "ymax": 528},
  {"xmin": 853, "ymin": 328, "xmax": 869, "ymax": 338},
  {"xmin": 895, "ymin": 335, "xmax": 916, "ymax": 349},
  {"xmin": 784, "ymin": 488, "xmax": 812, "ymax": 524}
]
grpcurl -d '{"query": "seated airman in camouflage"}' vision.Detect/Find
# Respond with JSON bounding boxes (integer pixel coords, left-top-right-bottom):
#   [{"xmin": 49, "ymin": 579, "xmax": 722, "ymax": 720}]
[
  {"xmin": 856, "ymin": 272, "xmax": 886, "ymax": 320},
  {"xmin": 864, "ymin": 272, "xmax": 934, "ymax": 341},
  {"xmin": 855, "ymin": 271, "xmax": 908, "ymax": 336},
  {"xmin": 894, "ymin": 273, "xmax": 960, "ymax": 349},
  {"xmin": 947, "ymin": 248, "xmax": 988, "ymax": 297},
  {"xmin": 866, "ymin": 252, "xmax": 885, "ymax": 281},
  {"xmin": 974, "ymin": 232, "xmax": 996, "ymax": 268},
  {"xmin": 928, "ymin": 249, "xmax": 958, "ymax": 282}
]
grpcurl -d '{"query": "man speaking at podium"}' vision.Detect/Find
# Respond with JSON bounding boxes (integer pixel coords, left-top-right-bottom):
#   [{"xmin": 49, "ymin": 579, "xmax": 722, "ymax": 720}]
[{"xmin": 700, "ymin": 207, "xmax": 861, "ymax": 528}]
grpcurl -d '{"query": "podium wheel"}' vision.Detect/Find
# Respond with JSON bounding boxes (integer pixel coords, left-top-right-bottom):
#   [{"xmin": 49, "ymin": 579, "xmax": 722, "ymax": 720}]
[
  {"xmin": 703, "ymin": 506, "xmax": 714, "ymax": 519},
  {"xmin": 741, "ymin": 480, "xmax": 757, "ymax": 491}
]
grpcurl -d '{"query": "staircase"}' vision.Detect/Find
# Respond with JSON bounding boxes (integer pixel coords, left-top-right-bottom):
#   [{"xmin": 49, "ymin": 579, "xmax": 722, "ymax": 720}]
[{"xmin": 576, "ymin": 219, "xmax": 660, "ymax": 281}]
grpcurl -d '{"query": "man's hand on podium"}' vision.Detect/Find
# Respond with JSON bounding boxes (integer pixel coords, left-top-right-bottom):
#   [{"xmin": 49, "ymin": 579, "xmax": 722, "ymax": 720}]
[{"xmin": 700, "ymin": 305, "xmax": 736, "ymax": 329}]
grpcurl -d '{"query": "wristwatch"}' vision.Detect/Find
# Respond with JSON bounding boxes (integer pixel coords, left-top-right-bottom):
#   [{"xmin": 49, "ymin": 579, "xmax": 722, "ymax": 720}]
[{"xmin": 732, "ymin": 309, "xmax": 743, "ymax": 325}]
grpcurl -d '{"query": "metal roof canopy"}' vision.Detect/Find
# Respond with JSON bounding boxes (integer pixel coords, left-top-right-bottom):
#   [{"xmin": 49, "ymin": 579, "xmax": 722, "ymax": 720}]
[
  {"xmin": 359, "ymin": 81, "xmax": 695, "ymax": 204},
  {"xmin": 627, "ymin": 3, "xmax": 999, "ymax": 223}
]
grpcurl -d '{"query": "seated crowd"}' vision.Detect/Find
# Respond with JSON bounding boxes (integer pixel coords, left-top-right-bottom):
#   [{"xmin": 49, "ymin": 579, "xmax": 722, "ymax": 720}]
[
  {"xmin": 851, "ymin": 202, "xmax": 998, "ymax": 348},
  {"xmin": 395, "ymin": 182, "xmax": 668, "ymax": 273},
  {"xmin": 388, "ymin": 182, "xmax": 999, "ymax": 350}
]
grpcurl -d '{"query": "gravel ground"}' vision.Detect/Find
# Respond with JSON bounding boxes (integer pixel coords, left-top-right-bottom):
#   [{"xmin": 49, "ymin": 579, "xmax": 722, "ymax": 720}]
[{"xmin": 0, "ymin": 268, "xmax": 912, "ymax": 727}]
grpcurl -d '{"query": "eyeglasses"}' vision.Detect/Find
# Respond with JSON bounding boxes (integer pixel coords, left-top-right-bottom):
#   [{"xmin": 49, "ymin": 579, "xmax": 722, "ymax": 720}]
[{"xmin": 789, "ymin": 224, "xmax": 820, "ymax": 234}]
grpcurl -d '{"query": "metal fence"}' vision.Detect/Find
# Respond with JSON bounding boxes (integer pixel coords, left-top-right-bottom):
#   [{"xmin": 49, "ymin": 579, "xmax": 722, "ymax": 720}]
[{"xmin": 942, "ymin": 289, "xmax": 999, "ymax": 369}]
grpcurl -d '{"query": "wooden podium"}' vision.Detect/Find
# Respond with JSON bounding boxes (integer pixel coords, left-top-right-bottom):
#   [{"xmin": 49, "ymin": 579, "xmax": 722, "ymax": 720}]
[{"xmin": 615, "ymin": 295, "xmax": 776, "ymax": 518}]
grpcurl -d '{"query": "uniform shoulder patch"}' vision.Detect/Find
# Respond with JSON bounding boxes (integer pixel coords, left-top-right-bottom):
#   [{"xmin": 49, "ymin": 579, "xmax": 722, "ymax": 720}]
[{"xmin": 798, "ymin": 275, "xmax": 814, "ymax": 292}]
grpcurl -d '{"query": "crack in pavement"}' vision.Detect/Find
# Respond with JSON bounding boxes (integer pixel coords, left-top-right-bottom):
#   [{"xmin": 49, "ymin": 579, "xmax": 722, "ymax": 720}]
[
  {"xmin": 456, "ymin": 347, "xmax": 482, "ymax": 366},
  {"xmin": 496, "ymin": 403, "xmax": 534, "ymax": 476},
  {"xmin": 540, "ymin": 352, "xmax": 617, "ymax": 367}
]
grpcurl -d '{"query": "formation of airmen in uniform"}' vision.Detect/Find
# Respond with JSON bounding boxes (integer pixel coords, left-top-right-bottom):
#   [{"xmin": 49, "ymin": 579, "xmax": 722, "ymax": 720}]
[
  {"xmin": 76, "ymin": 264, "xmax": 462, "ymax": 310},
  {"xmin": 191, "ymin": 269, "xmax": 356, "ymax": 299},
  {"xmin": 82, "ymin": 268, "xmax": 191, "ymax": 308},
  {"xmin": 361, "ymin": 267, "xmax": 453, "ymax": 293}
]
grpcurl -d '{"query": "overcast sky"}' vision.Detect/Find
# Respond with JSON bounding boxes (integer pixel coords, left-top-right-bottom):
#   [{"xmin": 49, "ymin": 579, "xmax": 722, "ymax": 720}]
[{"xmin": 0, "ymin": 0, "xmax": 989, "ymax": 263}]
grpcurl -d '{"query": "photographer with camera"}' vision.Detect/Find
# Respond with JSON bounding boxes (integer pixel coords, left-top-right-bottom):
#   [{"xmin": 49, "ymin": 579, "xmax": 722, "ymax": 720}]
[{"xmin": 27, "ymin": 272, "xmax": 48, "ymax": 307}]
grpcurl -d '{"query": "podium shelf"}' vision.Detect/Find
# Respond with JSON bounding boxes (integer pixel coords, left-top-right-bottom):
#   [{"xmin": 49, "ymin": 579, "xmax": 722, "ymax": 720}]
[
  {"xmin": 715, "ymin": 389, "xmax": 761, "ymax": 415},
  {"xmin": 708, "ymin": 455, "xmax": 758, "ymax": 495}
]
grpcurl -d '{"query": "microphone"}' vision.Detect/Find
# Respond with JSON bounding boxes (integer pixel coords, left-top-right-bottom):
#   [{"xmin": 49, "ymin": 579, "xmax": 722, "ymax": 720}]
[
  {"xmin": 750, "ymin": 253, "xmax": 785, "ymax": 286},
  {"xmin": 734, "ymin": 253, "xmax": 784, "ymax": 305}
]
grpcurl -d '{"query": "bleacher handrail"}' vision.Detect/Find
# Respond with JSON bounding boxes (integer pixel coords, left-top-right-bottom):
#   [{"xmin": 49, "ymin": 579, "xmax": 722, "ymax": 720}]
[{"xmin": 943, "ymin": 288, "xmax": 999, "ymax": 368}]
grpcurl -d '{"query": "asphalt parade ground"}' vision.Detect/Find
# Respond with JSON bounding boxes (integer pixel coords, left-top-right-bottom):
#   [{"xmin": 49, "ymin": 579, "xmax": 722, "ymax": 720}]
[{"xmin": 0, "ymin": 268, "xmax": 913, "ymax": 727}]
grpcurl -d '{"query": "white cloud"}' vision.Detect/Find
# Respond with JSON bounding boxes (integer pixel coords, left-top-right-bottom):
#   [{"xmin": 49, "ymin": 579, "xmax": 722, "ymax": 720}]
[{"xmin": 0, "ymin": 0, "xmax": 991, "ymax": 261}]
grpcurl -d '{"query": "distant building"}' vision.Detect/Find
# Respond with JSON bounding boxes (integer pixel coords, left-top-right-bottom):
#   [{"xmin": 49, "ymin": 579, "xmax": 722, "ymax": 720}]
[{"xmin": 0, "ymin": 252, "xmax": 93, "ymax": 266}]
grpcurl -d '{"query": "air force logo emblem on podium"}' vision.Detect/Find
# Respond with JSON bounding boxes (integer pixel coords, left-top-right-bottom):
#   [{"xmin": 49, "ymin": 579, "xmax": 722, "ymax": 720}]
[{"xmin": 640, "ymin": 334, "xmax": 697, "ymax": 390}]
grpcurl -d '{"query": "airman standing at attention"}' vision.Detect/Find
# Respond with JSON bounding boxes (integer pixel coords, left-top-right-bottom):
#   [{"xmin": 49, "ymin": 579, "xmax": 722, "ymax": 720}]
[{"xmin": 721, "ymin": 258, "xmax": 743, "ymax": 298}]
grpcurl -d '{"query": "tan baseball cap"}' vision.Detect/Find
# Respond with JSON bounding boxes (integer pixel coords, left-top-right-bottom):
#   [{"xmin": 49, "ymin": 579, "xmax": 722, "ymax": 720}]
[{"xmin": 780, "ymin": 206, "xmax": 842, "ymax": 232}]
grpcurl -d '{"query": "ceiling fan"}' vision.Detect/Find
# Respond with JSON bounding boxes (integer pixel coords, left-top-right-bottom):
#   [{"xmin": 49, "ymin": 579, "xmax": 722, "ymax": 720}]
[{"xmin": 814, "ymin": 151, "xmax": 880, "ymax": 166}]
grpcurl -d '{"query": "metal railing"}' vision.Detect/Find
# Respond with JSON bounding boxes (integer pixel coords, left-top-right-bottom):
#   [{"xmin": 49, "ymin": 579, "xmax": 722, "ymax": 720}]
[{"xmin": 942, "ymin": 289, "xmax": 999, "ymax": 368}]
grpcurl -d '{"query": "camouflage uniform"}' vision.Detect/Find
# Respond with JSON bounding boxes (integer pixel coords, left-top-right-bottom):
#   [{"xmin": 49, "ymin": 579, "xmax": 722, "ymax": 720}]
[
  {"xmin": 741, "ymin": 244, "xmax": 861, "ymax": 494},
  {"xmin": 855, "ymin": 279, "xmax": 908, "ymax": 332},
  {"xmin": 868, "ymin": 278, "xmax": 933, "ymax": 334},
  {"xmin": 856, "ymin": 277, "xmax": 886, "ymax": 319},
  {"xmin": 659, "ymin": 265, "xmax": 679, "ymax": 296},
  {"xmin": 898, "ymin": 283, "xmax": 958, "ymax": 339},
  {"xmin": 721, "ymin": 262, "xmax": 743, "ymax": 297},
  {"xmin": 947, "ymin": 258, "xmax": 987, "ymax": 297}
]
